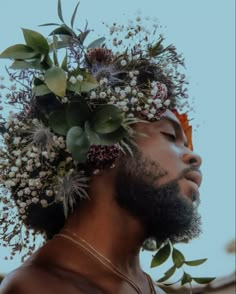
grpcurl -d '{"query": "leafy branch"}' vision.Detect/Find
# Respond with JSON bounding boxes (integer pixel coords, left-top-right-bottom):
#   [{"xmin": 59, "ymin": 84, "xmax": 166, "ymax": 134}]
[{"xmin": 150, "ymin": 241, "xmax": 215, "ymax": 291}]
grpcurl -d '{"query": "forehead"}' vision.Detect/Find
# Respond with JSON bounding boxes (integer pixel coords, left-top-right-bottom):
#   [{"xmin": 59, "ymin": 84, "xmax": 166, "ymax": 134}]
[{"xmin": 159, "ymin": 109, "xmax": 180, "ymax": 124}]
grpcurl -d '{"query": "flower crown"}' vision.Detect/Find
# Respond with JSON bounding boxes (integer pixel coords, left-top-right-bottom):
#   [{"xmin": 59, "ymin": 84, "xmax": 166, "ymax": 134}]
[{"xmin": 0, "ymin": 1, "xmax": 214, "ymax": 289}]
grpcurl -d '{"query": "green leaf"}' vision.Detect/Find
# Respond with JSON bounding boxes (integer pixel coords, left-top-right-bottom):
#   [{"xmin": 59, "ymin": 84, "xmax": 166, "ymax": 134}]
[
  {"xmin": 52, "ymin": 34, "xmax": 59, "ymax": 66},
  {"xmin": 49, "ymin": 40, "xmax": 70, "ymax": 51},
  {"xmin": 66, "ymin": 126, "xmax": 90, "ymax": 163},
  {"xmin": 185, "ymin": 258, "xmax": 207, "ymax": 266},
  {"xmin": 10, "ymin": 60, "xmax": 44, "ymax": 70},
  {"xmin": 49, "ymin": 26, "xmax": 75, "ymax": 37},
  {"xmin": 78, "ymin": 30, "xmax": 90, "ymax": 45},
  {"xmin": 87, "ymin": 37, "xmax": 106, "ymax": 49},
  {"xmin": 172, "ymin": 248, "xmax": 185, "ymax": 268},
  {"xmin": 157, "ymin": 265, "xmax": 176, "ymax": 283},
  {"xmin": 151, "ymin": 242, "xmax": 171, "ymax": 268},
  {"xmin": 32, "ymin": 84, "xmax": 52, "ymax": 96},
  {"xmin": 43, "ymin": 55, "xmax": 53, "ymax": 68},
  {"xmin": 192, "ymin": 277, "xmax": 215, "ymax": 284},
  {"xmin": 91, "ymin": 105, "xmax": 123, "ymax": 134},
  {"xmin": 49, "ymin": 109, "xmax": 70, "ymax": 135},
  {"xmin": 22, "ymin": 28, "xmax": 49, "ymax": 55},
  {"xmin": 39, "ymin": 23, "xmax": 61, "ymax": 27},
  {"xmin": 99, "ymin": 126, "xmax": 128, "ymax": 145},
  {"xmin": 66, "ymin": 100, "xmax": 91, "ymax": 127},
  {"xmin": 84, "ymin": 121, "xmax": 102, "ymax": 145},
  {"xmin": 148, "ymin": 37, "xmax": 164, "ymax": 58},
  {"xmin": 61, "ymin": 54, "xmax": 68, "ymax": 70},
  {"xmin": 44, "ymin": 66, "xmax": 67, "ymax": 97},
  {"xmin": 181, "ymin": 272, "xmax": 192, "ymax": 286},
  {"xmin": 80, "ymin": 73, "xmax": 98, "ymax": 92},
  {"xmin": 71, "ymin": 1, "xmax": 80, "ymax": 28},
  {"xmin": 0, "ymin": 44, "xmax": 38, "ymax": 60},
  {"xmin": 33, "ymin": 78, "xmax": 44, "ymax": 86},
  {"xmin": 57, "ymin": 0, "xmax": 65, "ymax": 23}
]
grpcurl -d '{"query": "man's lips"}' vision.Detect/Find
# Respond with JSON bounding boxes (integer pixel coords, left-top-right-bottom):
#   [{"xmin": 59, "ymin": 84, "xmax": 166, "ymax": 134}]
[{"xmin": 184, "ymin": 171, "xmax": 202, "ymax": 188}]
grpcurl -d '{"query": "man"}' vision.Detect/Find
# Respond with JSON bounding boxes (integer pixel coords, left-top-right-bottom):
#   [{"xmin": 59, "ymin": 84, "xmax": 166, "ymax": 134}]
[
  {"xmin": 0, "ymin": 109, "xmax": 202, "ymax": 294},
  {"xmin": 0, "ymin": 2, "xmax": 203, "ymax": 292}
]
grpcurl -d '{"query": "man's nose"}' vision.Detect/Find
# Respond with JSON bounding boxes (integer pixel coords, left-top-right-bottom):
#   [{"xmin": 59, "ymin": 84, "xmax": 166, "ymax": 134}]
[{"xmin": 183, "ymin": 150, "xmax": 202, "ymax": 168}]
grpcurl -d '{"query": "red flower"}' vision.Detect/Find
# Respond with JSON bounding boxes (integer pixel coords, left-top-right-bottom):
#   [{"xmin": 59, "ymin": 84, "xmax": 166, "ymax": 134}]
[{"xmin": 172, "ymin": 110, "xmax": 193, "ymax": 151}]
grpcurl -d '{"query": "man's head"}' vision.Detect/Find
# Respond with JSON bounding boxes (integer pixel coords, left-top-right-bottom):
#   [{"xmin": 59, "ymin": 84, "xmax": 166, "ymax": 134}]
[
  {"xmin": 114, "ymin": 110, "xmax": 202, "ymax": 244},
  {"xmin": 0, "ymin": 5, "xmax": 199, "ymax": 261}
]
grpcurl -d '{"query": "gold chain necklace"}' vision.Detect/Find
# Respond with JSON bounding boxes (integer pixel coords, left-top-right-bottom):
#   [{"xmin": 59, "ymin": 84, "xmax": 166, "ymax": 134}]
[{"xmin": 56, "ymin": 230, "xmax": 155, "ymax": 294}]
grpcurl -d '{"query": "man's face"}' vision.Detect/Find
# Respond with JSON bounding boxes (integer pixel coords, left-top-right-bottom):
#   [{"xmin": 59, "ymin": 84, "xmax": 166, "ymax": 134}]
[{"xmin": 115, "ymin": 110, "xmax": 203, "ymax": 244}]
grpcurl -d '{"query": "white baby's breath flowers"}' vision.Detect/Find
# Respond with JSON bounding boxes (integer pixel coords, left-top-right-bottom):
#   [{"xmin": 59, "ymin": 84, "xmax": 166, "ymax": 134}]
[
  {"xmin": 100, "ymin": 78, "xmax": 108, "ymax": 85},
  {"xmin": 122, "ymin": 106, "xmax": 129, "ymax": 112},
  {"xmin": 62, "ymin": 97, "xmax": 68, "ymax": 103},
  {"xmin": 39, "ymin": 171, "xmax": 47, "ymax": 177},
  {"xmin": 154, "ymin": 98, "xmax": 162, "ymax": 104},
  {"xmin": 120, "ymin": 90, "xmax": 126, "ymax": 98},
  {"xmin": 110, "ymin": 96, "xmax": 116, "ymax": 102},
  {"xmin": 17, "ymin": 190, "xmax": 24, "ymax": 197},
  {"xmin": 164, "ymin": 99, "xmax": 171, "ymax": 106},
  {"xmin": 46, "ymin": 190, "xmax": 53, "ymax": 197},
  {"xmin": 156, "ymin": 103, "xmax": 163, "ymax": 109},
  {"xmin": 150, "ymin": 108, "xmax": 157, "ymax": 114},
  {"xmin": 3, "ymin": 133, "xmax": 10, "ymax": 140},
  {"xmin": 40, "ymin": 199, "xmax": 48, "ymax": 208},
  {"xmin": 38, "ymin": 74, "xmax": 44, "ymax": 81},
  {"xmin": 76, "ymin": 74, "xmax": 84, "ymax": 81},
  {"xmin": 24, "ymin": 188, "xmax": 31, "ymax": 195},
  {"xmin": 32, "ymin": 197, "xmax": 39, "ymax": 204},
  {"xmin": 120, "ymin": 59, "xmax": 127, "ymax": 66},
  {"xmin": 124, "ymin": 86, "xmax": 131, "ymax": 93},
  {"xmin": 115, "ymin": 87, "xmax": 121, "ymax": 93},
  {"xmin": 130, "ymin": 97, "xmax": 138, "ymax": 104},
  {"xmin": 99, "ymin": 92, "xmax": 107, "ymax": 98},
  {"xmin": 9, "ymin": 172, "xmax": 15, "ymax": 178},
  {"xmin": 69, "ymin": 76, "xmax": 77, "ymax": 84},
  {"xmin": 147, "ymin": 113, "xmax": 154, "ymax": 119},
  {"xmin": 19, "ymin": 208, "xmax": 26, "ymax": 214},
  {"xmin": 32, "ymin": 191, "xmax": 37, "ymax": 197},
  {"xmin": 130, "ymin": 80, "xmax": 137, "ymax": 86},
  {"xmin": 11, "ymin": 166, "xmax": 19, "ymax": 173},
  {"xmin": 19, "ymin": 202, "xmax": 27, "ymax": 208}
]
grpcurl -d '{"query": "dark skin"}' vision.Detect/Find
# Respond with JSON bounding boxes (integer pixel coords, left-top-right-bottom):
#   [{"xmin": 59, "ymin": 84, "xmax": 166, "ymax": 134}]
[{"xmin": 0, "ymin": 110, "xmax": 202, "ymax": 294}]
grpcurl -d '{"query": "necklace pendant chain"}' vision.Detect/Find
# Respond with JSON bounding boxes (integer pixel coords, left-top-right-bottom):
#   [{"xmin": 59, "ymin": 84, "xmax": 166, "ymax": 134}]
[{"xmin": 56, "ymin": 229, "xmax": 155, "ymax": 294}]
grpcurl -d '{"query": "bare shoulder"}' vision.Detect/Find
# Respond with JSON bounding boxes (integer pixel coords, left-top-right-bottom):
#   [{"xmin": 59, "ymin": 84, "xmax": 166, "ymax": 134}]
[
  {"xmin": 0, "ymin": 265, "xmax": 57, "ymax": 294},
  {"xmin": 0, "ymin": 264, "xmax": 103, "ymax": 294},
  {"xmin": 0, "ymin": 265, "xmax": 81, "ymax": 294}
]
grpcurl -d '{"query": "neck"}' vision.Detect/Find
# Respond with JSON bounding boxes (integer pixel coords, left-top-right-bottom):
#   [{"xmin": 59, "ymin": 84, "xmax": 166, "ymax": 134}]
[
  {"xmin": 33, "ymin": 170, "xmax": 152, "ymax": 292},
  {"xmin": 62, "ymin": 181, "xmax": 145, "ymax": 275}
]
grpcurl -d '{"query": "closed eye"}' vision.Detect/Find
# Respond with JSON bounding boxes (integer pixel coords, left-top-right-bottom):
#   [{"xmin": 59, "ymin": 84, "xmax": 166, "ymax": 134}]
[{"xmin": 161, "ymin": 132, "xmax": 176, "ymax": 142}]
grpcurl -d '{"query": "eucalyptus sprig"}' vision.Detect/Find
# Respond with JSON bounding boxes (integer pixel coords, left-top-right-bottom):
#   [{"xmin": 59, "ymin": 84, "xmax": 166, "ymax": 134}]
[{"xmin": 150, "ymin": 240, "xmax": 215, "ymax": 292}]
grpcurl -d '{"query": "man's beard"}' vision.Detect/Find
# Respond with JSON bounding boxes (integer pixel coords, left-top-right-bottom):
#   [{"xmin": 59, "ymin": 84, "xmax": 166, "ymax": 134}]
[{"xmin": 114, "ymin": 151, "xmax": 202, "ymax": 245}]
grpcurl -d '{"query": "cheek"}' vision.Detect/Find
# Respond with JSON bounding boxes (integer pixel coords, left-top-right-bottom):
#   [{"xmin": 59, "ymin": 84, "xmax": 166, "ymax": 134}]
[{"xmin": 137, "ymin": 138, "xmax": 184, "ymax": 181}]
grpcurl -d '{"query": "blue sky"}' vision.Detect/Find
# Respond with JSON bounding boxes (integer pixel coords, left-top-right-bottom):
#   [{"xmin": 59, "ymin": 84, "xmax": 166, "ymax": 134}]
[{"xmin": 0, "ymin": 0, "xmax": 235, "ymax": 281}]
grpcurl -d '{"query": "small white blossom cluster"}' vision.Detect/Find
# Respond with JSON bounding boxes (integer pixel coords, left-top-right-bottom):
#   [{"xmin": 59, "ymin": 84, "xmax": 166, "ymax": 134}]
[
  {"xmin": 0, "ymin": 116, "xmax": 75, "ymax": 223},
  {"xmin": 69, "ymin": 74, "xmax": 84, "ymax": 84},
  {"xmin": 88, "ymin": 66, "xmax": 170, "ymax": 120}
]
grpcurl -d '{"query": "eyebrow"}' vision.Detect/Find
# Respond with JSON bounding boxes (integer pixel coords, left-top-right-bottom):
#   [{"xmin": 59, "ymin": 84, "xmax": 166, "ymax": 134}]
[{"xmin": 159, "ymin": 116, "xmax": 189, "ymax": 148}]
